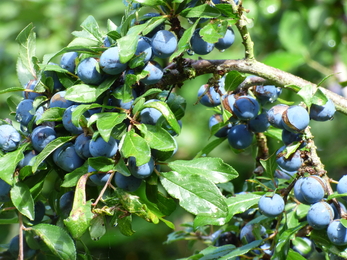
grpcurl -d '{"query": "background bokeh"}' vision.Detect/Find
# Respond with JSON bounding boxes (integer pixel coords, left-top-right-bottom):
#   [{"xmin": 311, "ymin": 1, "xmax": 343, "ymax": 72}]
[{"xmin": 0, "ymin": 0, "xmax": 347, "ymax": 259}]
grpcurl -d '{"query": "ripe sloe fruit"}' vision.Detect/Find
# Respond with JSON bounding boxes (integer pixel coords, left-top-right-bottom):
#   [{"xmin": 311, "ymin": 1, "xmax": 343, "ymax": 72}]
[
  {"xmin": 227, "ymin": 124, "xmax": 254, "ymax": 150},
  {"xmin": 293, "ymin": 178, "xmax": 310, "ymax": 204},
  {"xmin": 53, "ymin": 142, "xmax": 84, "ymax": 172},
  {"xmin": 31, "ymin": 126, "xmax": 57, "ymax": 152},
  {"xmin": 77, "ymin": 57, "xmax": 104, "ymax": 85},
  {"xmin": 49, "ymin": 91, "xmax": 75, "ymax": 108},
  {"xmin": 232, "ymin": 96, "xmax": 260, "ymax": 120},
  {"xmin": 310, "ymin": 98, "xmax": 336, "ymax": 121},
  {"xmin": 240, "ymin": 224, "xmax": 267, "ymax": 243},
  {"xmin": 190, "ymin": 29, "xmax": 214, "ymax": 55},
  {"xmin": 140, "ymin": 61, "xmax": 163, "ymax": 85},
  {"xmin": 22, "ymin": 80, "xmax": 44, "ymax": 100},
  {"xmin": 258, "ymin": 194, "xmax": 284, "ymax": 217},
  {"xmin": 0, "ymin": 124, "xmax": 21, "ymax": 152},
  {"xmin": 60, "ymin": 51, "xmax": 78, "ymax": 74},
  {"xmin": 62, "ymin": 105, "xmax": 84, "ymax": 135},
  {"xmin": 18, "ymin": 150, "xmax": 37, "ymax": 169},
  {"xmin": 135, "ymin": 37, "xmax": 152, "ymax": 62},
  {"xmin": 100, "ymin": 46, "xmax": 128, "ymax": 75},
  {"xmin": 254, "ymin": 85, "xmax": 281, "ymax": 104},
  {"xmin": 16, "ymin": 99, "xmax": 34, "ymax": 126},
  {"xmin": 267, "ymin": 104, "xmax": 288, "ymax": 129},
  {"xmin": 89, "ymin": 136, "xmax": 118, "ymax": 158},
  {"xmin": 300, "ymin": 175, "xmax": 326, "ymax": 204},
  {"xmin": 0, "ymin": 178, "xmax": 11, "ymax": 202},
  {"xmin": 209, "ymin": 114, "xmax": 230, "ymax": 137},
  {"xmin": 327, "ymin": 219, "xmax": 347, "ymax": 245},
  {"xmin": 276, "ymin": 145, "xmax": 302, "ymax": 172},
  {"xmin": 128, "ymin": 156, "xmax": 155, "ymax": 179},
  {"xmin": 215, "ymin": 28, "xmax": 235, "ymax": 51},
  {"xmin": 151, "ymin": 30, "xmax": 177, "ymax": 58},
  {"xmin": 337, "ymin": 175, "xmax": 347, "ymax": 201},
  {"xmin": 197, "ymin": 84, "xmax": 225, "ymax": 107},
  {"xmin": 282, "ymin": 105, "xmax": 310, "ymax": 133},
  {"xmin": 8, "ymin": 235, "xmax": 36, "ymax": 259},
  {"xmin": 114, "ymin": 172, "xmax": 142, "ymax": 192},
  {"xmin": 89, "ymin": 166, "xmax": 111, "ymax": 186},
  {"xmin": 74, "ymin": 134, "xmax": 92, "ymax": 159},
  {"xmin": 307, "ymin": 201, "xmax": 334, "ymax": 229},
  {"xmin": 59, "ymin": 190, "xmax": 74, "ymax": 218},
  {"xmin": 248, "ymin": 111, "xmax": 270, "ymax": 132}
]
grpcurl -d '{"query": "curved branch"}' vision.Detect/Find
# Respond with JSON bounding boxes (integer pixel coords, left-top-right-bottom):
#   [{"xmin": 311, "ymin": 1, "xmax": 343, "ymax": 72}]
[{"xmin": 160, "ymin": 58, "xmax": 347, "ymax": 115}]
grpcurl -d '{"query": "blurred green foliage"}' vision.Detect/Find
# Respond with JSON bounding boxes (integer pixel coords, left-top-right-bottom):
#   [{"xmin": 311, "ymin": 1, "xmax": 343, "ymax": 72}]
[{"xmin": 0, "ymin": 0, "xmax": 347, "ymax": 259}]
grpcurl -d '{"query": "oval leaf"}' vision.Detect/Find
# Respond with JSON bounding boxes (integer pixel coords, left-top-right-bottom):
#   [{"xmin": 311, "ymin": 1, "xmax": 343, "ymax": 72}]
[
  {"xmin": 11, "ymin": 182, "xmax": 34, "ymax": 220},
  {"xmin": 119, "ymin": 129, "xmax": 151, "ymax": 166},
  {"xmin": 32, "ymin": 223, "xmax": 76, "ymax": 260},
  {"xmin": 168, "ymin": 157, "xmax": 238, "ymax": 184},
  {"xmin": 160, "ymin": 171, "xmax": 228, "ymax": 216}
]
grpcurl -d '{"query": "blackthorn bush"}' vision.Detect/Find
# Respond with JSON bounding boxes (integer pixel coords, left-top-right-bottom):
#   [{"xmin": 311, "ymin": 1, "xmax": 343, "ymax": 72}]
[{"xmin": 2, "ymin": 1, "xmax": 347, "ymax": 259}]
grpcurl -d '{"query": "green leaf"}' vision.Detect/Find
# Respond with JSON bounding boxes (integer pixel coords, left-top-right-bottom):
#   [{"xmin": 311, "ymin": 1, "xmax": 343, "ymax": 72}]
[
  {"xmin": 142, "ymin": 17, "xmax": 166, "ymax": 37},
  {"xmin": 168, "ymin": 157, "xmax": 238, "ymax": 184},
  {"xmin": 160, "ymin": 171, "xmax": 228, "ymax": 216},
  {"xmin": 32, "ymin": 223, "xmax": 76, "ymax": 260},
  {"xmin": 36, "ymin": 107, "xmax": 65, "ymax": 124},
  {"xmin": 214, "ymin": 4, "xmax": 239, "ymax": 19},
  {"xmin": 264, "ymin": 126, "xmax": 282, "ymax": 142},
  {"xmin": 64, "ymin": 174, "xmax": 94, "ymax": 239},
  {"xmin": 143, "ymin": 100, "xmax": 181, "ymax": 135},
  {"xmin": 341, "ymin": 218, "xmax": 347, "ymax": 228},
  {"xmin": 32, "ymin": 136, "xmax": 75, "ymax": 173},
  {"xmin": 157, "ymin": 90, "xmax": 187, "ymax": 120},
  {"xmin": 297, "ymin": 84, "xmax": 315, "ymax": 108},
  {"xmin": 0, "ymin": 143, "xmax": 29, "ymax": 185},
  {"xmin": 71, "ymin": 103, "xmax": 102, "ymax": 128},
  {"xmin": 96, "ymin": 112, "xmax": 127, "ymax": 142},
  {"xmin": 312, "ymin": 88, "xmax": 328, "ymax": 106},
  {"xmin": 15, "ymin": 23, "xmax": 37, "ymax": 85},
  {"xmin": 117, "ymin": 213, "xmax": 135, "ymax": 236},
  {"xmin": 80, "ymin": 15, "xmax": 103, "ymax": 42},
  {"xmin": 194, "ymin": 137, "xmax": 227, "ymax": 158},
  {"xmin": 219, "ymin": 240, "xmax": 263, "ymax": 260},
  {"xmin": 226, "ymin": 193, "xmax": 261, "ymax": 218},
  {"xmin": 61, "ymin": 162, "xmax": 89, "ymax": 188},
  {"xmin": 199, "ymin": 21, "xmax": 228, "ymax": 44},
  {"xmin": 224, "ymin": 71, "xmax": 247, "ymax": 92},
  {"xmin": 259, "ymin": 152, "xmax": 277, "ymax": 178},
  {"xmin": 116, "ymin": 188, "xmax": 160, "ymax": 224},
  {"xmin": 89, "ymin": 215, "xmax": 106, "ymax": 241},
  {"xmin": 134, "ymin": 0, "xmax": 165, "ymax": 7},
  {"xmin": 88, "ymin": 157, "xmax": 116, "ymax": 172},
  {"xmin": 137, "ymin": 124, "xmax": 176, "ymax": 151},
  {"xmin": 65, "ymin": 76, "xmax": 116, "ymax": 103},
  {"xmin": 10, "ymin": 182, "xmax": 35, "ymax": 220},
  {"xmin": 171, "ymin": 18, "xmax": 199, "ymax": 61},
  {"xmin": 119, "ymin": 129, "xmax": 151, "ymax": 166},
  {"xmin": 198, "ymin": 245, "xmax": 236, "ymax": 260},
  {"xmin": 286, "ymin": 249, "xmax": 307, "ymax": 260},
  {"xmin": 180, "ymin": 4, "xmax": 221, "ymax": 18},
  {"xmin": 117, "ymin": 34, "xmax": 139, "ymax": 64},
  {"xmin": 0, "ymin": 86, "xmax": 28, "ymax": 95},
  {"xmin": 272, "ymin": 222, "xmax": 307, "ymax": 260}
]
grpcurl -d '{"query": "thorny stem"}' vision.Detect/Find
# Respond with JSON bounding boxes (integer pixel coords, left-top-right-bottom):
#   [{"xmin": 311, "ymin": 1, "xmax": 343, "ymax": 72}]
[
  {"xmin": 92, "ymin": 170, "xmax": 116, "ymax": 207},
  {"xmin": 18, "ymin": 213, "xmax": 24, "ymax": 260},
  {"xmin": 255, "ymin": 132, "xmax": 269, "ymax": 162},
  {"xmin": 159, "ymin": 58, "xmax": 347, "ymax": 115}
]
